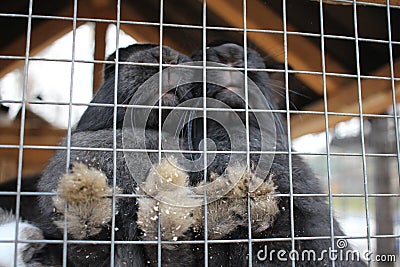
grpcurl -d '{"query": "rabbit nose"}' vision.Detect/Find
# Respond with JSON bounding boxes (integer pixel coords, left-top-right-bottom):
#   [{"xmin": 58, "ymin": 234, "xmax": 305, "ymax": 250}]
[
  {"xmin": 163, "ymin": 56, "xmax": 178, "ymax": 65},
  {"xmin": 162, "ymin": 48, "xmax": 182, "ymax": 65},
  {"xmin": 213, "ymin": 43, "xmax": 245, "ymax": 67},
  {"xmin": 227, "ymin": 59, "xmax": 244, "ymax": 68}
]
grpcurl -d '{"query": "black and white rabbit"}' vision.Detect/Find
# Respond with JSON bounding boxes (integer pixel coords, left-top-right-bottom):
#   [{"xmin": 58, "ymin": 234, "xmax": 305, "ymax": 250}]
[{"xmin": 0, "ymin": 175, "xmax": 64, "ymax": 267}]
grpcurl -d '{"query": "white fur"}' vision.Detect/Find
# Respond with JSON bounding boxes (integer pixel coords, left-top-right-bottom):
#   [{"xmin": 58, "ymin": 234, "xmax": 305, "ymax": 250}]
[{"xmin": 0, "ymin": 221, "xmax": 39, "ymax": 267}]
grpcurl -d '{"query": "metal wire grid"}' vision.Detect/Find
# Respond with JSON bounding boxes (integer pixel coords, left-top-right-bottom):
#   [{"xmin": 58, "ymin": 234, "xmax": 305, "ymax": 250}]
[
  {"xmin": 0, "ymin": 0, "xmax": 398, "ymax": 266},
  {"xmin": 7, "ymin": 0, "xmax": 35, "ymax": 265}
]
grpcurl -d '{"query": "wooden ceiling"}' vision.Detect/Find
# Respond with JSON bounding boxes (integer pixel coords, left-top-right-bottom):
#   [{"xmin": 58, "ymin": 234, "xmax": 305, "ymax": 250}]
[{"xmin": 0, "ymin": 0, "xmax": 399, "ymax": 180}]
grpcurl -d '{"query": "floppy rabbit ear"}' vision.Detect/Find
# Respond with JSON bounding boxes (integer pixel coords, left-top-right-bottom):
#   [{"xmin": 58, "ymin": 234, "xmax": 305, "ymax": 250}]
[
  {"xmin": 103, "ymin": 43, "xmax": 159, "ymax": 81},
  {"xmin": 79, "ymin": 44, "xmax": 159, "ymax": 132},
  {"xmin": 76, "ymin": 73, "xmax": 143, "ymax": 132},
  {"xmin": 75, "ymin": 78, "xmax": 118, "ymax": 132}
]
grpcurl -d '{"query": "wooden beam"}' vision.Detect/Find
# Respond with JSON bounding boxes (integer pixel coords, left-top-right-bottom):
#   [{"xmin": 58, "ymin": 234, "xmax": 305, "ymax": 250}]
[
  {"xmin": 0, "ymin": 148, "xmax": 58, "ymax": 182},
  {"xmin": 0, "ymin": 0, "xmax": 118, "ymax": 79},
  {"xmin": 0, "ymin": 159, "xmax": 17, "ymax": 183},
  {"xmin": 205, "ymin": 0, "xmax": 347, "ymax": 95},
  {"xmin": 120, "ymin": 24, "xmax": 159, "ymax": 44},
  {"xmin": 0, "ymin": 123, "xmax": 66, "ymax": 181},
  {"xmin": 0, "ymin": 5, "xmax": 85, "ymax": 79},
  {"xmin": 312, "ymin": 0, "xmax": 400, "ymax": 7},
  {"xmin": 291, "ymin": 60, "xmax": 400, "ymax": 138},
  {"xmin": 120, "ymin": 24, "xmax": 190, "ymax": 54},
  {"xmin": 93, "ymin": 22, "xmax": 108, "ymax": 93},
  {"xmin": 91, "ymin": 0, "xmax": 113, "ymax": 9},
  {"xmin": 0, "ymin": 122, "xmax": 66, "ymax": 145},
  {"xmin": 119, "ymin": 5, "xmax": 189, "ymax": 54},
  {"xmin": 119, "ymin": 2, "xmax": 159, "ymax": 44}
]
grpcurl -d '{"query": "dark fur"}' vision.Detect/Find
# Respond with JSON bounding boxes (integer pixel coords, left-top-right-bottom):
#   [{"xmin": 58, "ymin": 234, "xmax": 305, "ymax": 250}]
[
  {"xmin": 38, "ymin": 129, "xmax": 146, "ymax": 266},
  {"xmin": 33, "ymin": 43, "xmax": 365, "ymax": 266},
  {"xmin": 37, "ymin": 44, "xmax": 197, "ymax": 266},
  {"xmin": 75, "ymin": 44, "xmax": 192, "ymax": 132},
  {"xmin": 184, "ymin": 43, "xmax": 365, "ymax": 266},
  {"xmin": 0, "ymin": 174, "xmax": 41, "ymax": 221}
]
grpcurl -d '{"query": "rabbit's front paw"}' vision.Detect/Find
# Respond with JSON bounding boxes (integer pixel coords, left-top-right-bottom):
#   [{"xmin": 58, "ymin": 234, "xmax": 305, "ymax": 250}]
[
  {"xmin": 137, "ymin": 158, "xmax": 201, "ymax": 243},
  {"xmin": 197, "ymin": 164, "xmax": 279, "ymax": 239},
  {"xmin": 52, "ymin": 162, "xmax": 117, "ymax": 239}
]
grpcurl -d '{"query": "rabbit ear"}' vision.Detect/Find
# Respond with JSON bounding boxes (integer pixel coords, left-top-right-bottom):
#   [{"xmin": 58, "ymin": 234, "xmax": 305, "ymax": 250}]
[
  {"xmin": 78, "ymin": 43, "xmax": 161, "ymax": 132},
  {"xmin": 104, "ymin": 43, "xmax": 159, "ymax": 81},
  {"xmin": 75, "ymin": 78, "xmax": 115, "ymax": 132},
  {"xmin": 75, "ymin": 106, "xmax": 114, "ymax": 132},
  {"xmin": 76, "ymin": 75, "xmax": 131, "ymax": 132}
]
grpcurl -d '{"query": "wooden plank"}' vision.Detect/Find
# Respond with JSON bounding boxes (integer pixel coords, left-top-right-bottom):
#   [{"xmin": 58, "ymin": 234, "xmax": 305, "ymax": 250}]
[
  {"xmin": 121, "ymin": 23, "xmax": 191, "ymax": 54},
  {"xmin": 0, "ymin": 124, "xmax": 65, "ymax": 181},
  {"xmin": 93, "ymin": 22, "xmax": 108, "ymax": 93},
  {"xmin": 120, "ymin": 24, "xmax": 159, "ymax": 44},
  {"xmin": 291, "ymin": 60, "xmax": 400, "ymax": 138},
  {"xmin": 0, "ymin": 4, "xmax": 85, "ymax": 79},
  {"xmin": 0, "ymin": 125, "xmax": 65, "ymax": 145},
  {"xmin": 119, "ymin": 5, "xmax": 189, "ymax": 54},
  {"xmin": 312, "ymin": 0, "xmax": 400, "ymax": 7},
  {"xmin": 0, "ymin": 159, "xmax": 17, "ymax": 183},
  {"xmin": 0, "ymin": 149, "xmax": 57, "ymax": 182},
  {"xmin": 0, "ymin": 0, "xmax": 118, "ymax": 79},
  {"xmin": 205, "ymin": 0, "xmax": 348, "ymax": 94}
]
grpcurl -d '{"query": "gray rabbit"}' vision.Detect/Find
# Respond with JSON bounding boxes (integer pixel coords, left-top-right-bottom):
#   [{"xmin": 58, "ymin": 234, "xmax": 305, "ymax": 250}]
[
  {"xmin": 31, "ymin": 43, "xmax": 365, "ymax": 266},
  {"xmin": 37, "ymin": 44, "xmax": 197, "ymax": 266}
]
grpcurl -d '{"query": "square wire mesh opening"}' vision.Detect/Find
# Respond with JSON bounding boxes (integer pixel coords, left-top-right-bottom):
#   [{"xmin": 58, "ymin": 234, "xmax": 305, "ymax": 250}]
[{"xmin": 0, "ymin": 0, "xmax": 399, "ymax": 266}]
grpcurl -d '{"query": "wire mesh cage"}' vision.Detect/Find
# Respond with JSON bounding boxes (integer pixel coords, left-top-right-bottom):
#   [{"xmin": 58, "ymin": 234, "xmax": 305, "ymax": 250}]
[{"xmin": 0, "ymin": 0, "xmax": 399, "ymax": 266}]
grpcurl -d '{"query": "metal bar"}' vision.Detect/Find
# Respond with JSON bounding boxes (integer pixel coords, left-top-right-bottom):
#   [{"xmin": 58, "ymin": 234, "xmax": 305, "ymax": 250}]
[
  {"xmin": 318, "ymin": 1, "xmax": 337, "ymax": 266},
  {"xmin": 1, "ymin": 190, "xmax": 400, "ymax": 198},
  {"xmin": 352, "ymin": 2, "xmax": 372, "ymax": 264},
  {"xmin": 157, "ymin": 0, "xmax": 164, "ymax": 265},
  {"xmin": 12, "ymin": 0, "xmax": 33, "ymax": 265},
  {"xmin": 2, "ymin": 143, "xmax": 400, "ymax": 158},
  {"xmin": 1, "ymin": 232, "xmax": 399, "ymax": 245},
  {"xmin": 2, "ymin": 55, "xmax": 400, "ymax": 81},
  {"xmin": 282, "ymin": 1, "xmax": 296, "ymax": 266},
  {"xmin": 109, "ymin": 0, "xmax": 122, "ymax": 265},
  {"xmin": 202, "ymin": 1, "xmax": 209, "ymax": 266},
  {"xmin": 1, "ymin": 12, "xmax": 400, "ymax": 45},
  {"xmin": 60, "ymin": 0, "xmax": 79, "ymax": 265},
  {"xmin": 242, "ymin": 1, "xmax": 254, "ymax": 265},
  {"xmin": 386, "ymin": 0, "xmax": 400, "ymax": 185}
]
